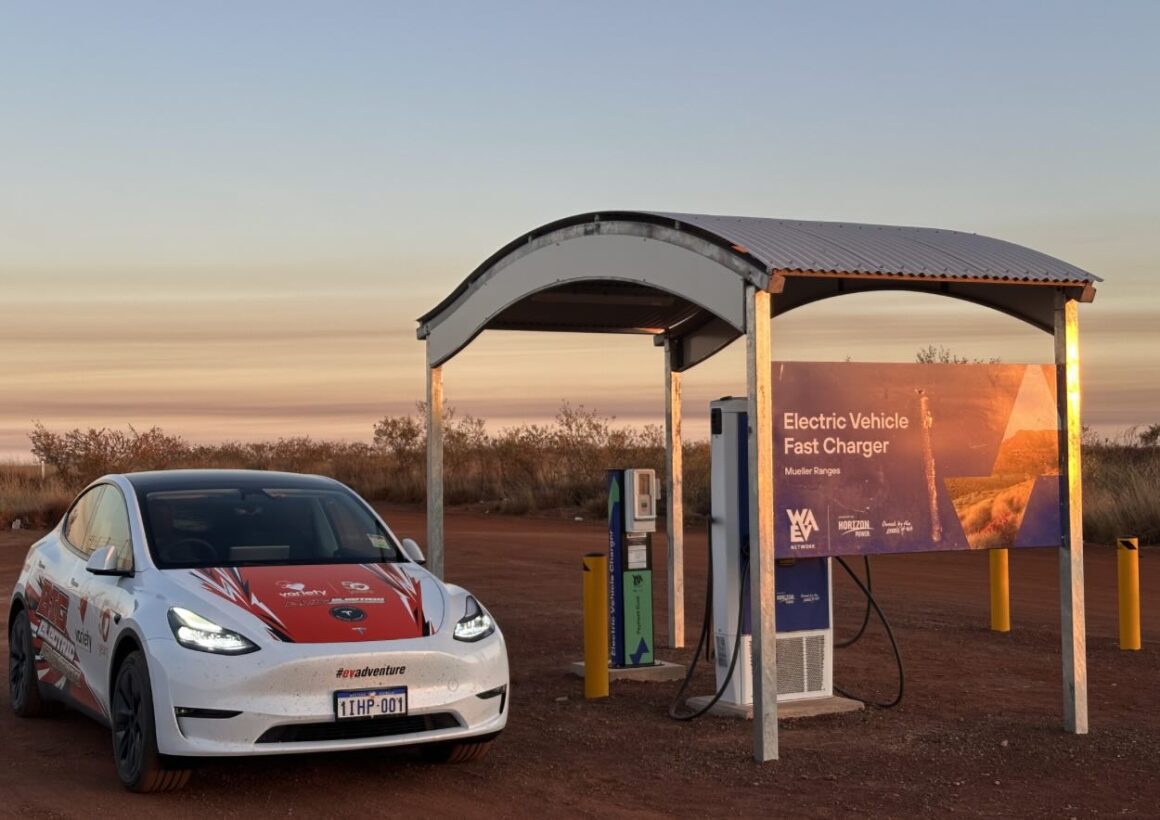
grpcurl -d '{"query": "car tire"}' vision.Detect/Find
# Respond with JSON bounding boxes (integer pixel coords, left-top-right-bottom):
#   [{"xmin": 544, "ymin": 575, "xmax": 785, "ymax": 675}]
[
  {"xmin": 425, "ymin": 737, "xmax": 494, "ymax": 763},
  {"xmin": 111, "ymin": 650, "xmax": 191, "ymax": 793},
  {"xmin": 8, "ymin": 608, "xmax": 52, "ymax": 718}
]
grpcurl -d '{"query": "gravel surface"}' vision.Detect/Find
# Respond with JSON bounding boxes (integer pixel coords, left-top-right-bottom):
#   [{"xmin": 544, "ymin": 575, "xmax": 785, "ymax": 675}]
[{"xmin": 2, "ymin": 506, "xmax": 1157, "ymax": 817}]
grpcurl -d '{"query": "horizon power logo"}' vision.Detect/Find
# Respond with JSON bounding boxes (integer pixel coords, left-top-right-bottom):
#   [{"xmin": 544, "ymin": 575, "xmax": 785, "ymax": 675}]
[{"xmin": 787, "ymin": 508, "xmax": 819, "ymax": 543}]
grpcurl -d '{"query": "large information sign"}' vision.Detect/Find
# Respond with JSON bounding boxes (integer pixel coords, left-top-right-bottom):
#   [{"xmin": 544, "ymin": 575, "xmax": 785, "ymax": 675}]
[{"xmin": 774, "ymin": 362, "xmax": 1061, "ymax": 558}]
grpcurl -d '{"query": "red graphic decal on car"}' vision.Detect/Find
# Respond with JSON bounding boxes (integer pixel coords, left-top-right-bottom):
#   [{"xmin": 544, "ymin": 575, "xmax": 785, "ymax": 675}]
[
  {"xmin": 187, "ymin": 564, "xmax": 429, "ymax": 643},
  {"xmin": 192, "ymin": 567, "xmax": 295, "ymax": 642},
  {"xmin": 23, "ymin": 577, "xmax": 106, "ymax": 717}
]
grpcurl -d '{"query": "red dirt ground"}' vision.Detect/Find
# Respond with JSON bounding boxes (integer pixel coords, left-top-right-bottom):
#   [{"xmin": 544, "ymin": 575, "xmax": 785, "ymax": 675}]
[{"xmin": 2, "ymin": 506, "xmax": 1158, "ymax": 818}]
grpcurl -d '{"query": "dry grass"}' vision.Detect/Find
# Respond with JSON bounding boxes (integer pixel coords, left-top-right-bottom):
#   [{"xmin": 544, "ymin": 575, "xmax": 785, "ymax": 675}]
[
  {"xmin": 3, "ymin": 406, "xmax": 712, "ymax": 529},
  {"xmin": 4, "ymin": 413, "xmax": 1157, "ymax": 547},
  {"xmin": 1083, "ymin": 443, "xmax": 1160, "ymax": 546},
  {"xmin": 0, "ymin": 463, "xmax": 72, "ymax": 530}
]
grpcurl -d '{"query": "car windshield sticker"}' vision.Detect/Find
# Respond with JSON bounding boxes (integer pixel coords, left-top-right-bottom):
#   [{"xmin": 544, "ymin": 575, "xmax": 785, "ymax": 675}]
[{"xmin": 367, "ymin": 534, "xmax": 389, "ymax": 550}]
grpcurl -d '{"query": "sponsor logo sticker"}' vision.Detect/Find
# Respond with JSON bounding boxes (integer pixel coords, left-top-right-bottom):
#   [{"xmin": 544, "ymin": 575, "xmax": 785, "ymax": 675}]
[
  {"xmin": 837, "ymin": 515, "xmax": 872, "ymax": 538},
  {"xmin": 786, "ymin": 508, "xmax": 819, "ymax": 543}
]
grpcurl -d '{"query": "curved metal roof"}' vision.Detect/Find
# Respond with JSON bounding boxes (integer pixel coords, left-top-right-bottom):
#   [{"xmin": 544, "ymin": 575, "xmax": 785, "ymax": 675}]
[
  {"xmin": 652, "ymin": 212, "xmax": 1100, "ymax": 284},
  {"xmin": 417, "ymin": 211, "xmax": 1099, "ymax": 370}
]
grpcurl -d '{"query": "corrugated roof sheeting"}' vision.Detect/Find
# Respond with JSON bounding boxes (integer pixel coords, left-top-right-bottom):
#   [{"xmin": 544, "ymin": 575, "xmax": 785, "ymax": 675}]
[{"xmin": 654, "ymin": 212, "xmax": 1100, "ymax": 284}]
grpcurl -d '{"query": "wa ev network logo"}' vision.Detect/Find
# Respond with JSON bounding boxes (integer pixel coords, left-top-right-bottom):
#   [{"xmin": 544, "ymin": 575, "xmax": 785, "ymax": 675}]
[{"xmin": 786, "ymin": 508, "xmax": 819, "ymax": 543}]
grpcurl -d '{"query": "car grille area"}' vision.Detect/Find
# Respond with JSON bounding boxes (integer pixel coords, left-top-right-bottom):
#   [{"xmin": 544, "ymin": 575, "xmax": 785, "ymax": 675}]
[{"xmin": 256, "ymin": 713, "xmax": 461, "ymax": 744}]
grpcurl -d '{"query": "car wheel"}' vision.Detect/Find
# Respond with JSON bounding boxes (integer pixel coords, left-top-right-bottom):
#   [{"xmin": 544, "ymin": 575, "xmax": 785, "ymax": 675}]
[
  {"xmin": 111, "ymin": 650, "xmax": 191, "ymax": 792},
  {"xmin": 425, "ymin": 737, "xmax": 494, "ymax": 763},
  {"xmin": 9, "ymin": 609, "xmax": 51, "ymax": 718}
]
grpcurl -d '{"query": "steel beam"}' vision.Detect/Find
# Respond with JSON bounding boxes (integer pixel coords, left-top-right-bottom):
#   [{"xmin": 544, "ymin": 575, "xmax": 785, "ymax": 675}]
[
  {"xmin": 426, "ymin": 360, "xmax": 445, "ymax": 580},
  {"xmin": 746, "ymin": 286, "xmax": 778, "ymax": 761},
  {"xmin": 1054, "ymin": 292, "xmax": 1088, "ymax": 734},
  {"xmin": 664, "ymin": 338, "xmax": 685, "ymax": 649}
]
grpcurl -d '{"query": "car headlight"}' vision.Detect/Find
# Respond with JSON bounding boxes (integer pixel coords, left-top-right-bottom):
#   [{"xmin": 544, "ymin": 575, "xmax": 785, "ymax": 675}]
[
  {"xmin": 167, "ymin": 607, "xmax": 259, "ymax": 655},
  {"xmin": 453, "ymin": 596, "xmax": 495, "ymax": 642}
]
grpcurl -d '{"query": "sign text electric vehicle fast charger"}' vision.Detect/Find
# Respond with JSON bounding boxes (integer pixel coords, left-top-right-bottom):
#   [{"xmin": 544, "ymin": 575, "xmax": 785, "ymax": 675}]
[{"xmin": 773, "ymin": 361, "xmax": 1063, "ymax": 558}]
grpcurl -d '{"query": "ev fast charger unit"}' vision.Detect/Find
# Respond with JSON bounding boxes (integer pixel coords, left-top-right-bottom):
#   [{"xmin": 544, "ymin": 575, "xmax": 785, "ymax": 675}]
[{"xmin": 710, "ymin": 398, "xmax": 833, "ymax": 705}]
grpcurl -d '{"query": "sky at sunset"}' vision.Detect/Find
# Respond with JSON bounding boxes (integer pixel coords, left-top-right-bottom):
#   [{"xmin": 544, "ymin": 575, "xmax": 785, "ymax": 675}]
[{"xmin": 2, "ymin": 1, "xmax": 1157, "ymax": 460}]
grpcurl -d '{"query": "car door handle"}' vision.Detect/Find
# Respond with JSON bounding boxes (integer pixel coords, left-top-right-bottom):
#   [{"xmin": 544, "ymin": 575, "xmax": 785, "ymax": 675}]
[
  {"xmin": 37, "ymin": 561, "xmax": 46, "ymax": 569},
  {"xmin": 68, "ymin": 578, "xmax": 80, "ymax": 588}
]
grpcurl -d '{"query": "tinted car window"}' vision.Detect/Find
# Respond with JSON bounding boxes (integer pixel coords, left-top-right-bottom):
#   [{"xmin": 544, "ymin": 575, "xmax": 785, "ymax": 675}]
[
  {"xmin": 87, "ymin": 484, "xmax": 134, "ymax": 570},
  {"xmin": 63, "ymin": 486, "xmax": 106, "ymax": 557},
  {"xmin": 143, "ymin": 486, "xmax": 401, "ymax": 568}
]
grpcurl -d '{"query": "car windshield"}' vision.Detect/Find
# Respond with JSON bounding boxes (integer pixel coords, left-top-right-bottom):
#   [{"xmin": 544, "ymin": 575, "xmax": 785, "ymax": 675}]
[{"xmin": 143, "ymin": 487, "xmax": 402, "ymax": 568}]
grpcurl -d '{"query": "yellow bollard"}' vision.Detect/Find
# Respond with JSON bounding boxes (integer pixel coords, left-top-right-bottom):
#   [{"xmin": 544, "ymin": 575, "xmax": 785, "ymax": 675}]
[
  {"xmin": 989, "ymin": 548, "xmax": 1011, "ymax": 633},
  {"xmin": 582, "ymin": 552, "xmax": 609, "ymax": 698},
  {"xmin": 1117, "ymin": 537, "xmax": 1141, "ymax": 651}
]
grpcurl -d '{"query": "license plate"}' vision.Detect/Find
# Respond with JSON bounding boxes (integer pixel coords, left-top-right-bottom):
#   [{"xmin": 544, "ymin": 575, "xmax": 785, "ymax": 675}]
[{"xmin": 334, "ymin": 687, "xmax": 408, "ymax": 720}]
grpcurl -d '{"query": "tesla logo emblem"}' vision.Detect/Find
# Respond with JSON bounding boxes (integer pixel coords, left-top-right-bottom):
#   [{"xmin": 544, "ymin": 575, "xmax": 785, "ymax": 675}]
[{"xmin": 330, "ymin": 606, "xmax": 366, "ymax": 622}]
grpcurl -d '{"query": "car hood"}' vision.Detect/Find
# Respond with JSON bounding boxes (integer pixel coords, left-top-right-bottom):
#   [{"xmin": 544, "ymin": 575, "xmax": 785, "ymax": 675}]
[{"xmin": 170, "ymin": 562, "xmax": 445, "ymax": 644}]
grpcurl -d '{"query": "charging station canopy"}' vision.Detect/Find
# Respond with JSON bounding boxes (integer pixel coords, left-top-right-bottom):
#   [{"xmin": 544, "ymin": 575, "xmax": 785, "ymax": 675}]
[{"xmin": 417, "ymin": 210, "xmax": 1100, "ymax": 762}]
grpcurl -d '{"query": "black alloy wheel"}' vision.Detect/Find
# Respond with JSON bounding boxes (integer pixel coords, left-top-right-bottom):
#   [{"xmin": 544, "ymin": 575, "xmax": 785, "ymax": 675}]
[
  {"xmin": 111, "ymin": 651, "xmax": 190, "ymax": 792},
  {"xmin": 8, "ymin": 609, "xmax": 49, "ymax": 717}
]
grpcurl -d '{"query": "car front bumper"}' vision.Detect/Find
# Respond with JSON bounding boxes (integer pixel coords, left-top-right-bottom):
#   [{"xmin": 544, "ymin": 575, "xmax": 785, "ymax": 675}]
[{"xmin": 144, "ymin": 631, "xmax": 509, "ymax": 756}]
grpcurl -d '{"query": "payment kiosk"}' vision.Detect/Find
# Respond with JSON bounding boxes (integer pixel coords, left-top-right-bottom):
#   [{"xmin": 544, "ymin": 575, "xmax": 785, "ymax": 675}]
[{"xmin": 607, "ymin": 468, "xmax": 657, "ymax": 667}]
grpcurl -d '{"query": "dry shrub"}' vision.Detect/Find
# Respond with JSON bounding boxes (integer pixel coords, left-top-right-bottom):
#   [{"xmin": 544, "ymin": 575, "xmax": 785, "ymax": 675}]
[
  {"xmin": 16, "ymin": 412, "xmax": 1155, "ymax": 546},
  {"xmin": 9, "ymin": 405, "xmax": 709, "ymax": 527}
]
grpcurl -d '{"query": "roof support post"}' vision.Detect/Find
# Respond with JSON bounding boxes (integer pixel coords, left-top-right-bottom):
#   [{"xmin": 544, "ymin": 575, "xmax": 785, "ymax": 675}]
[
  {"xmin": 746, "ymin": 285, "xmax": 778, "ymax": 761},
  {"xmin": 1054, "ymin": 292, "xmax": 1088, "ymax": 733},
  {"xmin": 664, "ymin": 338, "xmax": 685, "ymax": 649},
  {"xmin": 426, "ymin": 359, "xmax": 445, "ymax": 580}
]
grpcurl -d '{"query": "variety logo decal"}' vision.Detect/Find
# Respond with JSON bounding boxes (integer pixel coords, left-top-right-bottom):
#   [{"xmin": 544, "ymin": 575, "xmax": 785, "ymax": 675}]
[
  {"xmin": 335, "ymin": 664, "xmax": 406, "ymax": 679},
  {"xmin": 276, "ymin": 581, "xmax": 329, "ymax": 601},
  {"xmin": 787, "ymin": 508, "xmax": 819, "ymax": 543}
]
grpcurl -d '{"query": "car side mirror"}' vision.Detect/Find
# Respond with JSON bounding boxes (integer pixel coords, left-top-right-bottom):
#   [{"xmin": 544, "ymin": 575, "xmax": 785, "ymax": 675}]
[
  {"xmin": 400, "ymin": 538, "xmax": 426, "ymax": 565},
  {"xmin": 86, "ymin": 544, "xmax": 132, "ymax": 577}
]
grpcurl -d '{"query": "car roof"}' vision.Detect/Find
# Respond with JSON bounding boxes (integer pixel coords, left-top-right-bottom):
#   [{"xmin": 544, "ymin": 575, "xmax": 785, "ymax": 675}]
[{"xmin": 122, "ymin": 469, "xmax": 343, "ymax": 493}]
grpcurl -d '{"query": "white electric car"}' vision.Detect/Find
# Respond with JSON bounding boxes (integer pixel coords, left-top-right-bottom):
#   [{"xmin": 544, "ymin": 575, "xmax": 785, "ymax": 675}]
[{"xmin": 8, "ymin": 470, "xmax": 508, "ymax": 792}]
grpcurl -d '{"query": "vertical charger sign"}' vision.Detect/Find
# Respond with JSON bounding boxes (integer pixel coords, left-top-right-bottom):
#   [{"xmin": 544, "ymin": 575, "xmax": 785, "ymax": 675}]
[
  {"xmin": 606, "ymin": 469, "xmax": 655, "ymax": 668},
  {"xmin": 773, "ymin": 362, "xmax": 1063, "ymax": 558}
]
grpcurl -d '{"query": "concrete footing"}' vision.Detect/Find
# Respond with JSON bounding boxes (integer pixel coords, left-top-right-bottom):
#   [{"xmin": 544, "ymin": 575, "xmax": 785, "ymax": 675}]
[
  {"xmin": 568, "ymin": 660, "xmax": 686, "ymax": 682},
  {"xmin": 684, "ymin": 694, "xmax": 864, "ymax": 720}
]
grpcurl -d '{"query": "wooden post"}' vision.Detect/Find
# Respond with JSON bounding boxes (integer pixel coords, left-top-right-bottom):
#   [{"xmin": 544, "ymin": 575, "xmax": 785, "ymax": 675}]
[
  {"xmin": 1054, "ymin": 292, "xmax": 1088, "ymax": 734},
  {"xmin": 664, "ymin": 338, "xmax": 685, "ymax": 649},
  {"xmin": 746, "ymin": 286, "xmax": 778, "ymax": 762},
  {"xmin": 426, "ymin": 360, "xmax": 445, "ymax": 580}
]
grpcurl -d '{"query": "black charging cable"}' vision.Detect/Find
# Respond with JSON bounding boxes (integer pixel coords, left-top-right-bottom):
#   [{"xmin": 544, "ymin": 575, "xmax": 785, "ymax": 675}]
[
  {"xmin": 668, "ymin": 520, "xmax": 751, "ymax": 721},
  {"xmin": 832, "ymin": 555, "xmax": 904, "ymax": 709}
]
